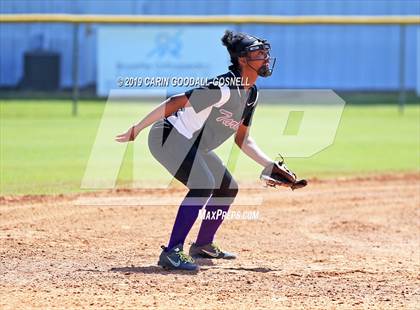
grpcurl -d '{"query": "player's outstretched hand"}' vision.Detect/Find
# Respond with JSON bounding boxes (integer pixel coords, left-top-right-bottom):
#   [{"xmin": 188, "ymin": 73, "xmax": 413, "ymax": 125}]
[
  {"xmin": 115, "ymin": 126, "xmax": 136, "ymax": 143},
  {"xmin": 260, "ymin": 155, "xmax": 307, "ymax": 190}
]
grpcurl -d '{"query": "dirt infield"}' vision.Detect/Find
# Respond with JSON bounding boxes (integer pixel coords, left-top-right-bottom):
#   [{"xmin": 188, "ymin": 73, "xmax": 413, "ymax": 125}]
[{"xmin": 1, "ymin": 174, "xmax": 419, "ymax": 309}]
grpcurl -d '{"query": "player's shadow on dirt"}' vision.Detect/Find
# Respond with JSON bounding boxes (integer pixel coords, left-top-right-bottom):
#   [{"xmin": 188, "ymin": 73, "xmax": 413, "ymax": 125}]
[
  {"xmin": 110, "ymin": 259, "xmax": 215, "ymax": 275},
  {"xmin": 110, "ymin": 264, "xmax": 278, "ymax": 275},
  {"xmin": 110, "ymin": 266, "xmax": 200, "ymax": 275},
  {"xmin": 203, "ymin": 266, "xmax": 279, "ymax": 273}
]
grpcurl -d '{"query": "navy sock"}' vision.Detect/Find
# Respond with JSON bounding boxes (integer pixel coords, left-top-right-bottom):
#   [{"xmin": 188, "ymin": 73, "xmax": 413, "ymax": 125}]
[
  {"xmin": 166, "ymin": 189, "xmax": 211, "ymax": 251},
  {"xmin": 166, "ymin": 205, "xmax": 202, "ymax": 250},
  {"xmin": 195, "ymin": 204, "xmax": 230, "ymax": 246}
]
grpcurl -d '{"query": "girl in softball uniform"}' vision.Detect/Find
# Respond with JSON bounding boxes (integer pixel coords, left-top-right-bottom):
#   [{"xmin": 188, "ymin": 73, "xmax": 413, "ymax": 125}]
[{"xmin": 116, "ymin": 30, "xmax": 276, "ymax": 271}]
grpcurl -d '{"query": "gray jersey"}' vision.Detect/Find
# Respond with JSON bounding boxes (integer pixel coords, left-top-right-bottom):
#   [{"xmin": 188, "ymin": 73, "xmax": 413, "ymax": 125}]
[{"xmin": 167, "ymin": 69, "xmax": 259, "ymax": 152}]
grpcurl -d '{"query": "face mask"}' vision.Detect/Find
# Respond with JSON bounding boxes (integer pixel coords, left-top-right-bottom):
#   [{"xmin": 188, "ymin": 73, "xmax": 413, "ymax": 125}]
[
  {"xmin": 256, "ymin": 57, "xmax": 276, "ymax": 77},
  {"xmin": 246, "ymin": 54, "xmax": 277, "ymax": 77}
]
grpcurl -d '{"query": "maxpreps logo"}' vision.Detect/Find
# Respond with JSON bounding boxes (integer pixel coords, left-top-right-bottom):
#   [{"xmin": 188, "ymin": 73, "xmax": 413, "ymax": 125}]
[{"xmin": 147, "ymin": 30, "xmax": 183, "ymax": 59}]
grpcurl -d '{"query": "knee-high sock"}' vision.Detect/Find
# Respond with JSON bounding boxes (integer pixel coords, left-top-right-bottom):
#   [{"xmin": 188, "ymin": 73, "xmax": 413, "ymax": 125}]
[
  {"xmin": 166, "ymin": 189, "xmax": 211, "ymax": 250},
  {"xmin": 195, "ymin": 204, "xmax": 230, "ymax": 246}
]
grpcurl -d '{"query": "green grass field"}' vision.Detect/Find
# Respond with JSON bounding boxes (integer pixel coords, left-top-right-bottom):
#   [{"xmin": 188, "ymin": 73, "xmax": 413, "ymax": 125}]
[{"xmin": 1, "ymin": 100, "xmax": 419, "ymax": 195}]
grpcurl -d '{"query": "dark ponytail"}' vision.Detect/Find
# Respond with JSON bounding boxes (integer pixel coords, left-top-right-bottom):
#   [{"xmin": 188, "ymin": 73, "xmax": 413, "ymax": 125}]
[{"xmin": 221, "ymin": 30, "xmax": 243, "ymax": 71}]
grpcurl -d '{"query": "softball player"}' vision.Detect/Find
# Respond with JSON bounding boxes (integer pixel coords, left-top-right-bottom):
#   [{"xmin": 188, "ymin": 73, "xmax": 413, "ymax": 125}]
[{"xmin": 116, "ymin": 30, "xmax": 277, "ymax": 271}]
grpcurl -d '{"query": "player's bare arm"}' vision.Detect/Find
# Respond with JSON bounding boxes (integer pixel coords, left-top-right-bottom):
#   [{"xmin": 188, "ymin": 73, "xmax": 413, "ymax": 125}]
[
  {"xmin": 115, "ymin": 94, "xmax": 191, "ymax": 142},
  {"xmin": 235, "ymin": 123, "xmax": 272, "ymax": 167}
]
